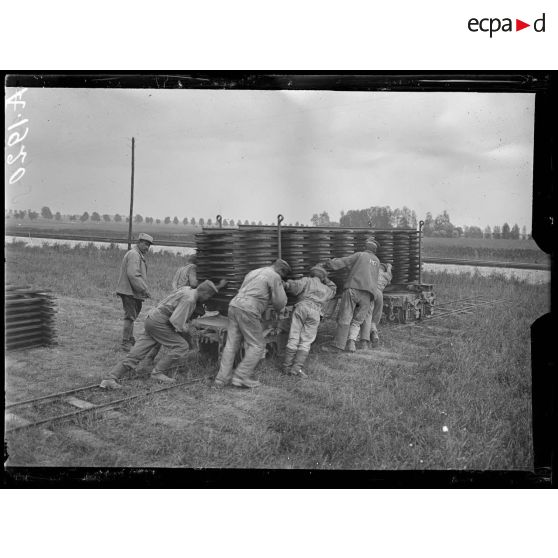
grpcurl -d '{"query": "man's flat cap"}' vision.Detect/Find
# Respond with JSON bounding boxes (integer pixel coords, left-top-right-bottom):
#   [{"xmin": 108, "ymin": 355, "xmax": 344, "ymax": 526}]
[
  {"xmin": 138, "ymin": 233, "xmax": 154, "ymax": 244},
  {"xmin": 365, "ymin": 238, "xmax": 379, "ymax": 251}
]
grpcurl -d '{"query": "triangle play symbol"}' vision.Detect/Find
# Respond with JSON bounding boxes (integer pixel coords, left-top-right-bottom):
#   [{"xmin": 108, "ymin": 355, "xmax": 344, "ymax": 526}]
[{"xmin": 516, "ymin": 19, "xmax": 530, "ymax": 31}]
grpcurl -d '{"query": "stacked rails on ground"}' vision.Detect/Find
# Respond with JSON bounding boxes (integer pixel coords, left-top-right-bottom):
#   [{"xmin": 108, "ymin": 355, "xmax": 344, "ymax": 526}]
[
  {"xmin": 194, "ymin": 225, "xmax": 421, "ymax": 313},
  {"xmin": 5, "ymin": 286, "xmax": 57, "ymax": 350}
]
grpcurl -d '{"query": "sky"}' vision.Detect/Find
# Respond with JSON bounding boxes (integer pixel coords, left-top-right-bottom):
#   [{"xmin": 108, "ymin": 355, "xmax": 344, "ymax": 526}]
[{"xmin": 5, "ymin": 87, "xmax": 535, "ymax": 229}]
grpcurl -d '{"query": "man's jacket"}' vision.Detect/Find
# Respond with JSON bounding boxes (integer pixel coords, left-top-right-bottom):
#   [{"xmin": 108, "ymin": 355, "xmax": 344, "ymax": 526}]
[
  {"xmin": 327, "ymin": 251, "xmax": 380, "ymax": 295},
  {"xmin": 172, "ymin": 264, "xmax": 198, "ymax": 290},
  {"xmin": 116, "ymin": 245, "xmax": 149, "ymax": 299},
  {"xmin": 230, "ymin": 266, "xmax": 287, "ymax": 317},
  {"xmin": 148, "ymin": 286, "xmax": 198, "ymax": 333},
  {"xmin": 285, "ymin": 276, "xmax": 337, "ymax": 312}
]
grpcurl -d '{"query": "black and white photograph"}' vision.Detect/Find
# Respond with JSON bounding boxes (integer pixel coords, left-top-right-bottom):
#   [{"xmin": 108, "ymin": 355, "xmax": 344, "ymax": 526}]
[{"xmin": 4, "ymin": 73, "xmax": 552, "ymax": 476}]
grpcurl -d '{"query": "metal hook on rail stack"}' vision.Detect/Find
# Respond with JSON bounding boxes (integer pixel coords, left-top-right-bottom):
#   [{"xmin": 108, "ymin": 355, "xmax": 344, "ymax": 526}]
[
  {"xmin": 277, "ymin": 214, "xmax": 284, "ymax": 259},
  {"xmin": 216, "ymin": 215, "xmax": 223, "ymax": 229}
]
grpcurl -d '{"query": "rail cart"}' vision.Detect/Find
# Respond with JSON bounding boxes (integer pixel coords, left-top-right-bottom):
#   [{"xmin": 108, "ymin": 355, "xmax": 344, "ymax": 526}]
[{"xmin": 191, "ymin": 215, "xmax": 435, "ymax": 360}]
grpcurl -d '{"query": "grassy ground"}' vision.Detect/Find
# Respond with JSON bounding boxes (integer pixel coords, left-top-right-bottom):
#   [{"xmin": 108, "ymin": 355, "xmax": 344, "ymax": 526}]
[{"xmin": 4, "ymin": 243, "xmax": 548, "ymax": 469}]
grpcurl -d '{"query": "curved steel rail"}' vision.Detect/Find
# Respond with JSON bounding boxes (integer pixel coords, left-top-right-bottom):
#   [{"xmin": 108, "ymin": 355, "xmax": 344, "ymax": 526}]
[{"xmin": 5, "ymin": 378, "xmax": 205, "ymax": 434}]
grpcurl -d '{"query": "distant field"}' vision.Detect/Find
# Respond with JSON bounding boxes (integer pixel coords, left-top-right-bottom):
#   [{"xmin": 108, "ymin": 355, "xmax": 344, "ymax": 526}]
[
  {"xmin": 4, "ymin": 218, "xmax": 550, "ymax": 264},
  {"xmin": 5, "ymin": 218, "xmax": 201, "ymax": 243},
  {"xmin": 5, "ymin": 242, "xmax": 547, "ymax": 469},
  {"xmin": 422, "ymin": 236, "xmax": 548, "ymax": 264}
]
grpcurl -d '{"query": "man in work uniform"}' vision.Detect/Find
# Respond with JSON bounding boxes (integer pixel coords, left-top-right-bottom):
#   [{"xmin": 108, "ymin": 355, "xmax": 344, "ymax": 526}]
[
  {"xmin": 116, "ymin": 233, "xmax": 153, "ymax": 352},
  {"xmin": 101, "ymin": 279, "xmax": 227, "ymax": 389},
  {"xmin": 358, "ymin": 262, "xmax": 392, "ymax": 349},
  {"xmin": 213, "ymin": 258, "xmax": 291, "ymax": 389},
  {"xmin": 322, "ymin": 238, "xmax": 381, "ymax": 353},
  {"xmin": 282, "ymin": 265, "xmax": 337, "ymax": 377},
  {"xmin": 172, "ymin": 254, "xmax": 198, "ymax": 290}
]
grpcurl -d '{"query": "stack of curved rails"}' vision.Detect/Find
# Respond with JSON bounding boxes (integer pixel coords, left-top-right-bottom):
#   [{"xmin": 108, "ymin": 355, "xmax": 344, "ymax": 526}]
[
  {"xmin": 195, "ymin": 225, "xmax": 421, "ymax": 314},
  {"xmin": 5, "ymin": 286, "xmax": 57, "ymax": 350}
]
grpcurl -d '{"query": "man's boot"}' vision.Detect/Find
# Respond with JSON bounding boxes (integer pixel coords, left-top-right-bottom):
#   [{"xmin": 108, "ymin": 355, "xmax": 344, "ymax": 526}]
[
  {"xmin": 290, "ymin": 350, "xmax": 309, "ymax": 378},
  {"xmin": 346, "ymin": 339, "xmax": 357, "ymax": 352},
  {"xmin": 282, "ymin": 347, "xmax": 297, "ymax": 374},
  {"xmin": 121, "ymin": 319, "xmax": 134, "ymax": 352},
  {"xmin": 151, "ymin": 370, "xmax": 176, "ymax": 383},
  {"xmin": 358, "ymin": 339, "xmax": 371, "ymax": 350},
  {"xmin": 331, "ymin": 323, "xmax": 350, "ymax": 350},
  {"xmin": 371, "ymin": 330, "xmax": 380, "ymax": 347},
  {"xmin": 100, "ymin": 362, "xmax": 130, "ymax": 389}
]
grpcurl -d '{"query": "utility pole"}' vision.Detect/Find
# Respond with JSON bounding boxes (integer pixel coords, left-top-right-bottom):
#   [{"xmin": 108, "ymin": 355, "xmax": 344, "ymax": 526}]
[{"xmin": 127, "ymin": 137, "xmax": 135, "ymax": 250}]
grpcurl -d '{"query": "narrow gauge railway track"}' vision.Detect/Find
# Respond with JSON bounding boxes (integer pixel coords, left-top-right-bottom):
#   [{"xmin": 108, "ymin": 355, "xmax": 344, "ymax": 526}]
[
  {"xmin": 5, "ymin": 377, "xmax": 205, "ymax": 434},
  {"xmin": 394, "ymin": 294, "xmax": 509, "ymax": 328}
]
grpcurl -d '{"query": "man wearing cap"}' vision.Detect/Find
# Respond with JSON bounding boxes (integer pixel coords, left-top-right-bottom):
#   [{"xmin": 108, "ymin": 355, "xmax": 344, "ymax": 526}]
[
  {"xmin": 282, "ymin": 265, "xmax": 337, "ymax": 377},
  {"xmin": 101, "ymin": 279, "xmax": 227, "ymax": 389},
  {"xmin": 322, "ymin": 238, "xmax": 381, "ymax": 353},
  {"xmin": 116, "ymin": 233, "xmax": 154, "ymax": 352},
  {"xmin": 213, "ymin": 258, "xmax": 291, "ymax": 389}
]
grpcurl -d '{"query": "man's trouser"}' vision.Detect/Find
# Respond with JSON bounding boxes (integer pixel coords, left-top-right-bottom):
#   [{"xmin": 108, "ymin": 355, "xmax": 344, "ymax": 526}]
[
  {"xmin": 108, "ymin": 310, "xmax": 189, "ymax": 379},
  {"xmin": 333, "ymin": 288, "xmax": 371, "ymax": 349},
  {"xmin": 118, "ymin": 294, "xmax": 143, "ymax": 347},
  {"xmin": 287, "ymin": 303, "xmax": 321, "ymax": 353},
  {"xmin": 215, "ymin": 306, "xmax": 265, "ymax": 384},
  {"xmin": 359, "ymin": 289, "xmax": 384, "ymax": 341}
]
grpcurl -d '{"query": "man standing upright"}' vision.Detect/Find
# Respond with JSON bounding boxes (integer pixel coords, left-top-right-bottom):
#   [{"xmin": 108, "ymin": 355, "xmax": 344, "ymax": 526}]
[
  {"xmin": 116, "ymin": 232, "xmax": 153, "ymax": 352},
  {"xmin": 213, "ymin": 258, "xmax": 291, "ymax": 389},
  {"xmin": 322, "ymin": 238, "xmax": 381, "ymax": 353}
]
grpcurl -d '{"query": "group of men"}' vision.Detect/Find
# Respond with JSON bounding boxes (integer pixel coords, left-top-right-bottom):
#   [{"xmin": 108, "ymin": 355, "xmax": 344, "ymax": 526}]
[{"xmin": 100, "ymin": 233, "xmax": 392, "ymax": 390}]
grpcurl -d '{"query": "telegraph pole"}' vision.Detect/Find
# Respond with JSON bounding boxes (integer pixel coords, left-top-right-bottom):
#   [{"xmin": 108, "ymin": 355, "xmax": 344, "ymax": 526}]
[{"xmin": 127, "ymin": 137, "xmax": 135, "ymax": 250}]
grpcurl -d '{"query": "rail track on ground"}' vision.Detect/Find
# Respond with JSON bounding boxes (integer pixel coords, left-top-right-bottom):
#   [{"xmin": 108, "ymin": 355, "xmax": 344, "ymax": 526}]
[
  {"xmin": 401, "ymin": 294, "xmax": 510, "ymax": 325},
  {"xmin": 5, "ymin": 377, "xmax": 206, "ymax": 435}
]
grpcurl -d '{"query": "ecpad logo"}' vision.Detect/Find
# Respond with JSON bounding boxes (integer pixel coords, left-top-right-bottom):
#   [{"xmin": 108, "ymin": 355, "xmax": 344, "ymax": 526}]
[{"xmin": 468, "ymin": 13, "xmax": 546, "ymax": 37}]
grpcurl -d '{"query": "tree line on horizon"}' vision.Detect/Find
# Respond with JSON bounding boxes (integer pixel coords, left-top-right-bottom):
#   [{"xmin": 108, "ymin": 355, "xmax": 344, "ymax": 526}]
[
  {"xmin": 5, "ymin": 207, "xmax": 305, "ymax": 228},
  {"xmin": 310, "ymin": 206, "xmax": 530, "ymax": 240},
  {"xmin": 6, "ymin": 205, "xmax": 530, "ymax": 240}
]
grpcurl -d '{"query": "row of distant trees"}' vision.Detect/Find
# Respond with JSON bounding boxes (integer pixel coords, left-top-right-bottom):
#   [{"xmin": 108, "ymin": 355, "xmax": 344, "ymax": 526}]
[
  {"xmin": 422, "ymin": 211, "xmax": 529, "ymax": 239},
  {"xmin": 310, "ymin": 206, "xmax": 531, "ymax": 240},
  {"xmin": 7, "ymin": 206, "xmax": 531, "ymax": 239},
  {"xmin": 312, "ymin": 206, "xmax": 418, "ymax": 229}
]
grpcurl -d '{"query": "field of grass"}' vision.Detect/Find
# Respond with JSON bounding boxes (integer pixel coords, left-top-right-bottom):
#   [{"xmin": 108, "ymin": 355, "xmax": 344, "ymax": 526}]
[
  {"xmin": 422, "ymin": 236, "xmax": 549, "ymax": 264},
  {"xmin": 5, "ymin": 217, "xmax": 201, "ymax": 243},
  {"xmin": 5, "ymin": 218, "xmax": 549, "ymax": 264},
  {"xmin": 4, "ymin": 242, "xmax": 549, "ymax": 469}
]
